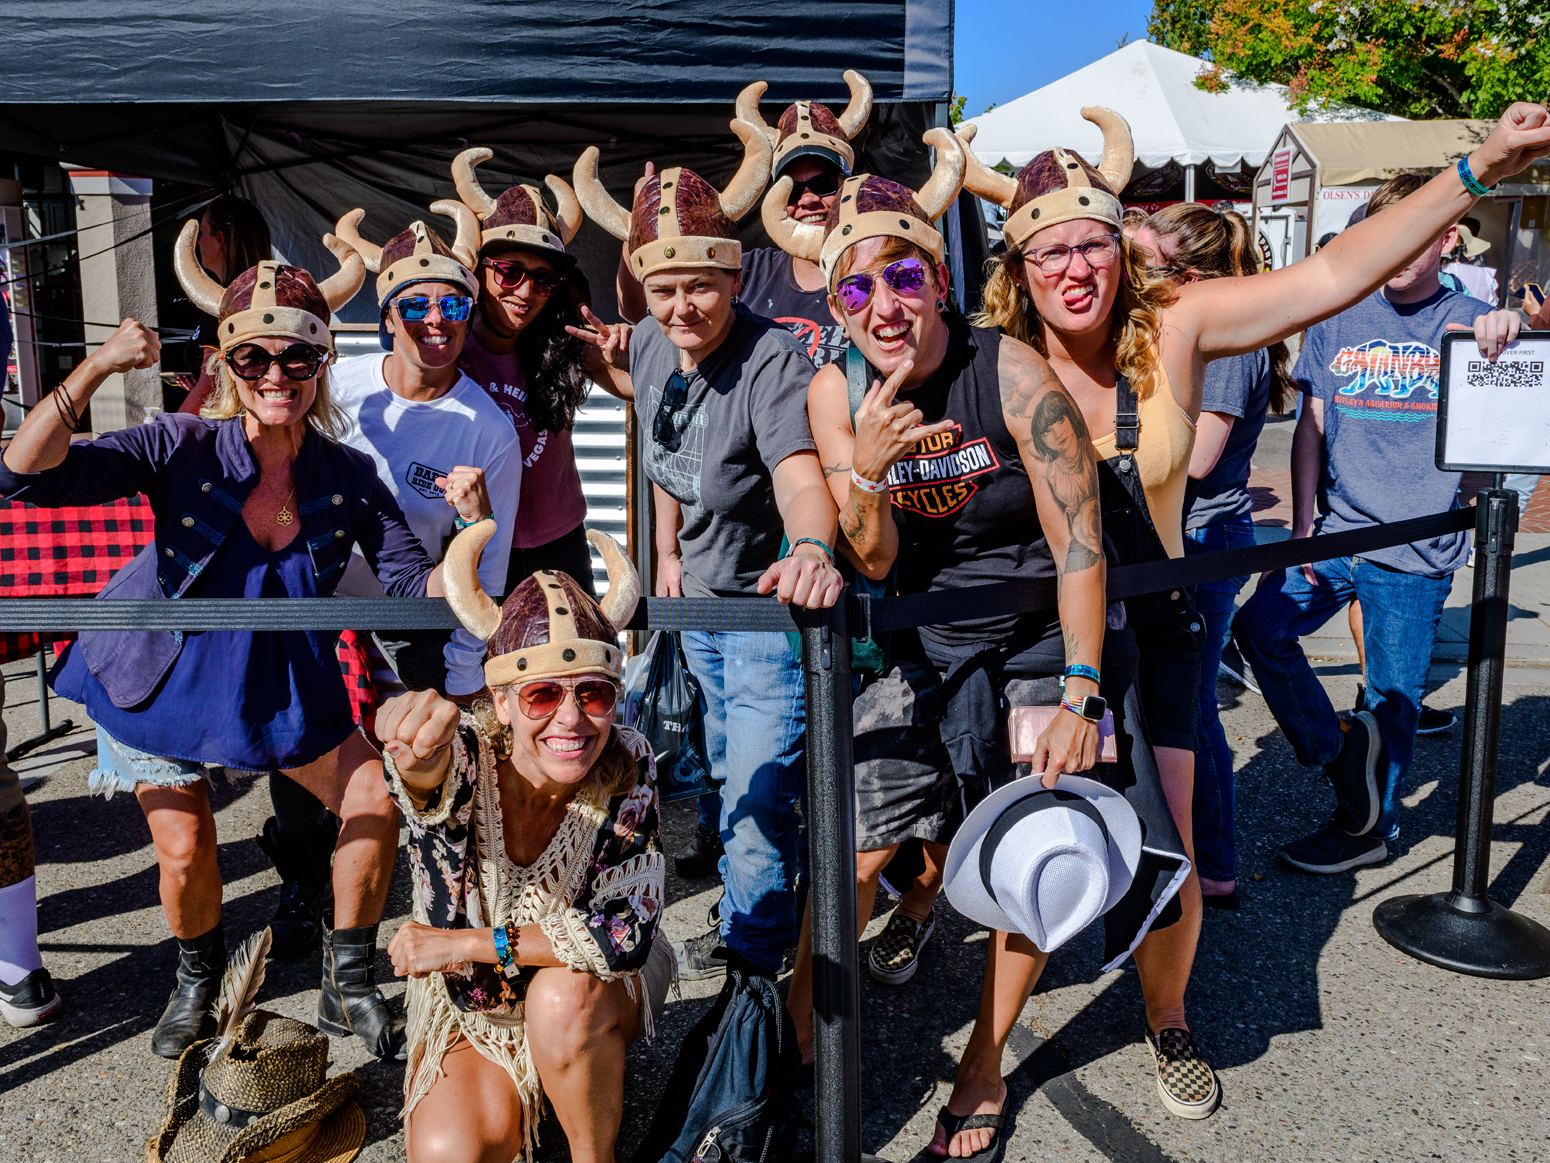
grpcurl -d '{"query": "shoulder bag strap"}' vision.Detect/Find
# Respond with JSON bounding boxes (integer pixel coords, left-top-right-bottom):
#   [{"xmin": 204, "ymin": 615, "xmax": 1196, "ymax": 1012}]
[
  {"xmin": 1113, "ymin": 373, "xmax": 1139, "ymax": 454},
  {"xmin": 845, "ymin": 343, "xmax": 870, "ymax": 427}
]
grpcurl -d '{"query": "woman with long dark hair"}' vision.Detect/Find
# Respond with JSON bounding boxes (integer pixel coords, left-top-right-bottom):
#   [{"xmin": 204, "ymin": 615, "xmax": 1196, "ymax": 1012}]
[
  {"xmin": 1130, "ymin": 203, "xmax": 1293, "ymax": 907},
  {"xmin": 447, "ymin": 151, "xmax": 632, "ymax": 599}
]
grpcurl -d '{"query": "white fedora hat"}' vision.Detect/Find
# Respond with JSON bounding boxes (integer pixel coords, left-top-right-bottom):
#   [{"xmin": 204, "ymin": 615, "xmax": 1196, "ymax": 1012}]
[{"xmin": 943, "ymin": 774, "xmax": 1142, "ymax": 953}]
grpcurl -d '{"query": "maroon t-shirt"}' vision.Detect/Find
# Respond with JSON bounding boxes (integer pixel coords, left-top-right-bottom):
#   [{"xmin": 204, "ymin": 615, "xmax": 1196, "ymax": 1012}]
[{"xmin": 458, "ymin": 334, "xmax": 588, "ymax": 548}]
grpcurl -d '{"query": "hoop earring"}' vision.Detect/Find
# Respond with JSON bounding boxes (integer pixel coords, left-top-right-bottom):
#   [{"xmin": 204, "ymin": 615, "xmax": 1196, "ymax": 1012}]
[{"xmin": 936, "ymin": 300, "xmax": 946, "ymax": 312}]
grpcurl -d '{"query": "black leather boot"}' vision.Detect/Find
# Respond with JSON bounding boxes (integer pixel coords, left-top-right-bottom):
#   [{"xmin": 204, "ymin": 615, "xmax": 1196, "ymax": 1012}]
[
  {"xmin": 674, "ymin": 824, "xmax": 724, "ymax": 879},
  {"xmin": 151, "ymin": 924, "xmax": 225, "ymax": 1059},
  {"xmin": 255, "ymin": 815, "xmax": 337, "ymax": 959},
  {"xmin": 319, "ymin": 921, "xmax": 405, "ymax": 1060}
]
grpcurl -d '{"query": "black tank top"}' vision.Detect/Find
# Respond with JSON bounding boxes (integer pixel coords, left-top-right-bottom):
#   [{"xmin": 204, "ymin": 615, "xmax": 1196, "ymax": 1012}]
[{"xmin": 880, "ymin": 318, "xmax": 1056, "ymax": 647}]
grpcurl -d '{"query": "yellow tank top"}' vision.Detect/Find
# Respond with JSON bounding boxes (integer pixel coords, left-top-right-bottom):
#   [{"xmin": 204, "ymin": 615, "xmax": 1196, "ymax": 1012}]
[{"xmin": 1090, "ymin": 364, "xmax": 1196, "ymax": 560}]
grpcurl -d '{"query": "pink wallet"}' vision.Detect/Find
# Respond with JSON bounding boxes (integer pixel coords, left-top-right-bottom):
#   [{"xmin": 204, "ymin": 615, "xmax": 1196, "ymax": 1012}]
[{"xmin": 1008, "ymin": 705, "xmax": 1119, "ymax": 764}]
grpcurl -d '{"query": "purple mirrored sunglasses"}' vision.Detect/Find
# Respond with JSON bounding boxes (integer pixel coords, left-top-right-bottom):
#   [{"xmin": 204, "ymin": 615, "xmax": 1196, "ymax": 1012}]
[{"xmin": 833, "ymin": 257, "xmax": 928, "ymax": 315}]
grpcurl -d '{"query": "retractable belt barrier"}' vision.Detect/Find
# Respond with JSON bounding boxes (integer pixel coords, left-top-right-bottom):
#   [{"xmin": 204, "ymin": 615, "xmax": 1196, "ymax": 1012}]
[
  {"xmin": 0, "ymin": 504, "xmax": 1479, "ymax": 634},
  {"xmin": 0, "ymin": 494, "xmax": 1543, "ymax": 1163}
]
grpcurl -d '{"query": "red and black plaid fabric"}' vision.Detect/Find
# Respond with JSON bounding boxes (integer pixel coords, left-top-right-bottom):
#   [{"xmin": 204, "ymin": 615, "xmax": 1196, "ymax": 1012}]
[
  {"xmin": 0, "ymin": 495, "xmax": 155, "ymax": 664},
  {"xmin": 336, "ymin": 629, "xmax": 378, "ymax": 739}
]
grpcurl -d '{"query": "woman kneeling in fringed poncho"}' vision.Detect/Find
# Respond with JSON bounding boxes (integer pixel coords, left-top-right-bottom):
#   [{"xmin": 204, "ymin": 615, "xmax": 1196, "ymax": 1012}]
[{"xmin": 378, "ymin": 521, "xmax": 670, "ymax": 1163}]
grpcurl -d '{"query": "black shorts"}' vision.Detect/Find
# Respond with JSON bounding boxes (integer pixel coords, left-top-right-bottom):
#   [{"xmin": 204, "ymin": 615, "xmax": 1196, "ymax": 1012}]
[
  {"xmin": 853, "ymin": 655, "xmax": 960, "ymax": 852},
  {"xmin": 1132, "ymin": 606, "xmax": 1203, "ymax": 752}
]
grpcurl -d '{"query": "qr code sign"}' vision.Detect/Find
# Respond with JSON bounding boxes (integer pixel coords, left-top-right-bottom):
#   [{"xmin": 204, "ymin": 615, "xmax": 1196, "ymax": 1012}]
[{"xmin": 1466, "ymin": 360, "xmax": 1545, "ymax": 388}]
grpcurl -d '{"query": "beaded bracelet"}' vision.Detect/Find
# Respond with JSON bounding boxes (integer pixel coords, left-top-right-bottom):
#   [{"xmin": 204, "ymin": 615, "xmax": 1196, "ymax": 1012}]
[
  {"xmin": 1456, "ymin": 156, "xmax": 1492, "ymax": 198},
  {"xmin": 851, "ymin": 468, "xmax": 889, "ymax": 494}
]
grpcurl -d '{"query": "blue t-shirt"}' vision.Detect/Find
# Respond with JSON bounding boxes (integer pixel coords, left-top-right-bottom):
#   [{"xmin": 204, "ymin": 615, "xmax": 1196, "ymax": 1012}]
[
  {"xmin": 1184, "ymin": 348, "xmax": 1270, "ymax": 533},
  {"xmin": 1296, "ymin": 285, "xmax": 1491, "ymax": 577}
]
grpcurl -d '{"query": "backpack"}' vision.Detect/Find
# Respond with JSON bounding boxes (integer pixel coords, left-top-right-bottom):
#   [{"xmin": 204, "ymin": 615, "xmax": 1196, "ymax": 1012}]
[{"xmin": 634, "ymin": 967, "xmax": 801, "ymax": 1163}]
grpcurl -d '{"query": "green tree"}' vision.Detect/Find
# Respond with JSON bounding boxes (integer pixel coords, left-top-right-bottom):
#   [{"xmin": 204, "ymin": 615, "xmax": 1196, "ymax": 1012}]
[
  {"xmin": 950, "ymin": 93, "xmax": 967, "ymax": 124},
  {"xmin": 1145, "ymin": 0, "xmax": 1550, "ymax": 120}
]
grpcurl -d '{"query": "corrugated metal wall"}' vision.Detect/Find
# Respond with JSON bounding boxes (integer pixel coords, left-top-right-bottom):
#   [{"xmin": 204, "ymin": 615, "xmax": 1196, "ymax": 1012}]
[{"xmin": 575, "ymin": 383, "xmax": 629, "ymax": 593}]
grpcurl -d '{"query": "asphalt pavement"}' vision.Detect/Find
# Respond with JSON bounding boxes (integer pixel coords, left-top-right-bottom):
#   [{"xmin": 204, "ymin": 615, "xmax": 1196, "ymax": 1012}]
[{"xmin": 1, "ymin": 645, "xmax": 1547, "ymax": 1163}]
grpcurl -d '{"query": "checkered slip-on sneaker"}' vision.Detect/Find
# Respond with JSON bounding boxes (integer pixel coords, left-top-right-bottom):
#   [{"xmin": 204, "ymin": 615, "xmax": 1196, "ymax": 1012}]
[
  {"xmin": 1144, "ymin": 1026, "xmax": 1221, "ymax": 1119},
  {"xmin": 867, "ymin": 908, "xmax": 936, "ymax": 985}
]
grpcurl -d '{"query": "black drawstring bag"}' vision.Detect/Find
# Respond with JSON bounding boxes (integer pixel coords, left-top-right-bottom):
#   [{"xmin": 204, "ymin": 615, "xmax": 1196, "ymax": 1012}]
[{"xmin": 630, "ymin": 631, "xmax": 714, "ymax": 802}]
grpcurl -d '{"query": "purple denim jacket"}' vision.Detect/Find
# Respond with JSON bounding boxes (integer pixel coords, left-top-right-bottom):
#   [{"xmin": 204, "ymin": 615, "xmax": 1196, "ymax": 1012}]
[{"xmin": 0, "ymin": 413, "xmax": 434, "ymax": 707}]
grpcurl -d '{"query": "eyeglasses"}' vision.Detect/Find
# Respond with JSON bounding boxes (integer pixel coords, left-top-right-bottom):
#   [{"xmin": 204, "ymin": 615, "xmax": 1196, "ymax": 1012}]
[
  {"xmin": 786, "ymin": 172, "xmax": 842, "ymax": 203},
  {"xmin": 652, "ymin": 371, "xmax": 689, "ymax": 451},
  {"xmin": 516, "ymin": 677, "xmax": 619, "ymax": 720},
  {"xmin": 481, "ymin": 258, "xmax": 561, "ymax": 297},
  {"xmin": 832, "ymin": 258, "xmax": 928, "ymax": 315},
  {"xmin": 1021, "ymin": 233, "xmax": 1123, "ymax": 275},
  {"xmin": 392, "ymin": 295, "xmax": 473, "ymax": 323},
  {"xmin": 224, "ymin": 342, "xmax": 329, "ymax": 382}
]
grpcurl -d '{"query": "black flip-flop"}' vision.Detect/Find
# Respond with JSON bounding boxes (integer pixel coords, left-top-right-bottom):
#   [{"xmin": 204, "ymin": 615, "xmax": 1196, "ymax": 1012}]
[
  {"xmin": 1201, "ymin": 889, "xmax": 1240, "ymax": 910},
  {"xmin": 931, "ymin": 1105, "xmax": 1006, "ymax": 1163}
]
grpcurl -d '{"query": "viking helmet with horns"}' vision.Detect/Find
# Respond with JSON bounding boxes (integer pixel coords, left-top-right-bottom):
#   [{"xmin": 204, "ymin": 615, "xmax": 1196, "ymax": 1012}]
[
  {"xmin": 957, "ymin": 107, "xmax": 1135, "ymax": 254},
  {"xmin": 761, "ymin": 127, "xmax": 966, "ymax": 288},
  {"xmin": 443, "ymin": 521, "xmax": 640, "ymax": 688},
  {"xmin": 173, "ymin": 221, "xmax": 365, "ymax": 353},
  {"xmin": 449, "ymin": 148, "xmax": 584, "ymax": 266},
  {"xmin": 736, "ymin": 70, "xmax": 873, "ymax": 176},
  {"xmin": 574, "ymin": 119, "xmax": 772, "ymax": 281},
  {"xmin": 332, "ymin": 203, "xmax": 482, "ymax": 303}
]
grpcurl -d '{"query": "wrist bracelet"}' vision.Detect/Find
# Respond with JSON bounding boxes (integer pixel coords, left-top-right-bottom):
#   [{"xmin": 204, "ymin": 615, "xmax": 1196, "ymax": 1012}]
[
  {"xmin": 1060, "ymin": 664, "xmax": 1101, "ymax": 688},
  {"xmin": 1061, "ymin": 695, "xmax": 1095, "ymax": 720},
  {"xmin": 789, "ymin": 536, "xmax": 834, "ymax": 562},
  {"xmin": 454, "ymin": 514, "xmax": 492, "ymax": 531},
  {"xmin": 505, "ymin": 922, "xmax": 520, "ymax": 970},
  {"xmin": 492, "ymin": 923, "xmax": 513, "ymax": 971},
  {"xmin": 850, "ymin": 468, "xmax": 889, "ymax": 494},
  {"xmin": 1456, "ymin": 157, "xmax": 1492, "ymax": 198}
]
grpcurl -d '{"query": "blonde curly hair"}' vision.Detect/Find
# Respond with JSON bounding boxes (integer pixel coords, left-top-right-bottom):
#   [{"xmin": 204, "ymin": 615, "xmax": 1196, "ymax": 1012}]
[
  {"xmin": 974, "ymin": 235, "xmax": 1175, "ymax": 400},
  {"xmin": 199, "ymin": 349, "xmax": 349, "ymax": 441}
]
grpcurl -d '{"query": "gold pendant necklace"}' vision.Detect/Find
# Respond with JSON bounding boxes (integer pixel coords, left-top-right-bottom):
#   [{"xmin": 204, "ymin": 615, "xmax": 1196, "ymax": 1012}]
[{"xmin": 276, "ymin": 486, "xmax": 296, "ymax": 527}]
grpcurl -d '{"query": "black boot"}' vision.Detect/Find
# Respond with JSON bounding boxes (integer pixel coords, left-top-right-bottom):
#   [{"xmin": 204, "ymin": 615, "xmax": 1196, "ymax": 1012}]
[
  {"xmin": 255, "ymin": 815, "xmax": 337, "ymax": 959},
  {"xmin": 675, "ymin": 824, "xmax": 724, "ymax": 879},
  {"xmin": 319, "ymin": 921, "xmax": 405, "ymax": 1060},
  {"xmin": 151, "ymin": 924, "xmax": 225, "ymax": 1059}
]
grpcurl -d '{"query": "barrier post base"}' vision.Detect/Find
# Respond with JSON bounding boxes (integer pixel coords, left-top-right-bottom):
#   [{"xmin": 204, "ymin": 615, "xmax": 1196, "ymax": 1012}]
[{"xmin": 1373, "ymin": 892, "xmax": 1550, "ymax": 979}]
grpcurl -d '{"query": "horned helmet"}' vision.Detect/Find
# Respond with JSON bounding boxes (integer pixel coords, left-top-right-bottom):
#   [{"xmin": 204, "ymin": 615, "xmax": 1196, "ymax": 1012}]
[
  {"xmin": 736, "ymin": 70, "xmax": 873, "ymax": 177},
  {"xmin": 449, "ymin": 149, "xmax": 584, "ymax": 266}
]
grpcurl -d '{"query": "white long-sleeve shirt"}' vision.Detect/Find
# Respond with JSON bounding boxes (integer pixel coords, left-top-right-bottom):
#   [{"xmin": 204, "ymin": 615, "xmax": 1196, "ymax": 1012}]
[{"xmin": 332, "ymin": 352, "xmax": 520, "ymax": 696}]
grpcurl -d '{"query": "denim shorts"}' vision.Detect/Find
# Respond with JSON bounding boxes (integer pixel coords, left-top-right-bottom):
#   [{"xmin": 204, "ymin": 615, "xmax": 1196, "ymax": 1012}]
[{"xmin": 88, "ymin": 724, "xmax": 208, "ymax": 799}]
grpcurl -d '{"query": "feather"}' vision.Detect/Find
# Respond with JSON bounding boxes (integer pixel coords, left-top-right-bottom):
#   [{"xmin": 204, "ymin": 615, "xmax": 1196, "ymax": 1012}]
[{"xmin": 209, "ymin": 927, "xmax": 271, "ymax": 1059}]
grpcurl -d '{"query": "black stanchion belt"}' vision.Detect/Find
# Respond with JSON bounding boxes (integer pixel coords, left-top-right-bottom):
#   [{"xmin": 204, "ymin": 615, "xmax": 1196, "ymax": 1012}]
[{"xmin": 0, "ymin": 506, "xmax": 1476, "ymax": 635}]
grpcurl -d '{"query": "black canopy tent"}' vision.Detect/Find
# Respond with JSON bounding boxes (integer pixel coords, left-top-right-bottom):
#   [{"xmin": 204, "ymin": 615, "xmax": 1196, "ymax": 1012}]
[{"xmin": 0, "ymin": 0, "xmax": 976, "ymax": 325}]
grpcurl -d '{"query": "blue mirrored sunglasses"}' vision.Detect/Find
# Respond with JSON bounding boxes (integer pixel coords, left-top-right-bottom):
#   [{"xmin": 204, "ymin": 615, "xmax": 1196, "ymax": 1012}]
[{"xmin": 392, "ymin": 295, "xmax": 473, "ymax": 323}]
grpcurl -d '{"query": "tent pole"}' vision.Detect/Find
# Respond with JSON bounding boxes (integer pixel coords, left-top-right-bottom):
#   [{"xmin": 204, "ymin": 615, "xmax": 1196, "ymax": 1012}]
[{"xmin": 1184, "ymin": 163, "xmax": 1195, "ymax": 203}]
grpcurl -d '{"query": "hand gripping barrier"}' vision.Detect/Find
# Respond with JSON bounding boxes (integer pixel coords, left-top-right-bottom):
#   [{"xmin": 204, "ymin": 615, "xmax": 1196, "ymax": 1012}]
[{"xmin": 3, "ymin": 498, "xmax": 1547, "ymax": 1163}]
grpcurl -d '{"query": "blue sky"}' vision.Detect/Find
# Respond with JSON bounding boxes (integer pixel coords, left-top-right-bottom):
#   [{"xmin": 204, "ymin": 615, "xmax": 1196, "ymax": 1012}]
[{"xmin": 952, "ymin": 0, "xmax": 1155, "ymax": 119}]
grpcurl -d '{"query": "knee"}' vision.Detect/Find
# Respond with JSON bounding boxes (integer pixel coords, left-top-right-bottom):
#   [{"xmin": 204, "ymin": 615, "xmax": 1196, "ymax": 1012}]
[
  {"xmin": 526, "ymin": 969, "xmax": 624, "ymax": 1062},
  {"xmin": 151, "ymin": 813, "xmax": 212, "ymax": 873},
  {"xmin": 339, "ymin": 763, "xmax": 397, "ymax": 829},
  {"xmin": 407, "ymin": 1119, "xmax": 516, "ymax": 1163},
  {"xmin": 855, "ymin": 845, "xmax": 896, "ymax": 884}
]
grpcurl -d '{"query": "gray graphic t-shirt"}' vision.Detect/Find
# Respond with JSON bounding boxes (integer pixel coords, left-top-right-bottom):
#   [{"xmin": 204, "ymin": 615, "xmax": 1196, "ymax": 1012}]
[
  {"xmin": 1296, "ymin": 286, "xmax": 1490, "ymax": 577},
  {"xmin": 740, "ymin": 246, "xmax": 849, "ymax": 369},
  {"xmin": 630, "ymin": 305, "xmax": 818, "ymax": 596}
]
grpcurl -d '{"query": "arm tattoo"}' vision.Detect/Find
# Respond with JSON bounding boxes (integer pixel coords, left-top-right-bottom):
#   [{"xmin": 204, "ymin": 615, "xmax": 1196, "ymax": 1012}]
[
  {"xmin": 1012, "ymin": 380, "xmax": 1103, "ymax": 578},
  {"xmin": 821, "ymin": 460, "xmax": 850, "ymax": 480}
]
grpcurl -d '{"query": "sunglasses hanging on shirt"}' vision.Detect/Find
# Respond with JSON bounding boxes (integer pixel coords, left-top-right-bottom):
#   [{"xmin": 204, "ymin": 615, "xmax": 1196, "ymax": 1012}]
[{"xmin": 652, "ymin": 370, "xmax": 690, "ymax": 451}]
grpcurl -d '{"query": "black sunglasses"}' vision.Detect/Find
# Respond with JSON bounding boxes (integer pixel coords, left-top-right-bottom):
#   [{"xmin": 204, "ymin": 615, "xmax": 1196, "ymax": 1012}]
[
  {"xmin": 786, "ymin": 172, "xmax": 843, "ymax": 203},
  {"xmin": 652, "ymin": 371, "xmax": 689, "ymax": 450},
  {"xmin": 224, "ymin": 342, "xmax": 329, "ymax": 383}
]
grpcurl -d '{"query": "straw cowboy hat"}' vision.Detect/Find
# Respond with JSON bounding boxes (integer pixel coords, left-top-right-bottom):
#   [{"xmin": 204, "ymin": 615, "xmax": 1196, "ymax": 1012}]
[
  {"xmin": 943, "ymin": 774, "xmax": 1143, "ymax": 953},
  {"xmin": 760, "ymin": 127, "xmax": 966, "ymax": 287},
  {"xmin": 1455, "ymin": 223, "xmax": 1490, "ymax": 259},
  {"xmin": 736, "ymin": 70, "xmax": 873, "ymax": 176},
  {"xmin": 956, "ymin": 106, "xmax": 1136, "ymax": 253}
]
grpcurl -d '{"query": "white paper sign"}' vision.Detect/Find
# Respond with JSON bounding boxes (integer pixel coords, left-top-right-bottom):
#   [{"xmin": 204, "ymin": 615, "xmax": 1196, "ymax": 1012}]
[{"xmin": 1437, "ymin": 332, "xmax": 1550, "ymax": 472}]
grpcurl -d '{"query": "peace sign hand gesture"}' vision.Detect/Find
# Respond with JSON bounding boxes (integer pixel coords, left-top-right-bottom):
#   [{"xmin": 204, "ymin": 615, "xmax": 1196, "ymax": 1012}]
[
  {"xmin": 565, "ymin": 304, "xmax": 633, "ymax": 373},
  {"xmin": 848, "ymin": 358, "xmax": 954, "ymax": 485}
]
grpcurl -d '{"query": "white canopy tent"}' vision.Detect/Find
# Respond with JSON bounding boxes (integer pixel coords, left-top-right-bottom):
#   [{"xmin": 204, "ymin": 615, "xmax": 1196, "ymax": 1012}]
[{"xmin": 963, "ymin": 40, "xmax": 1397, "ymax": 199}]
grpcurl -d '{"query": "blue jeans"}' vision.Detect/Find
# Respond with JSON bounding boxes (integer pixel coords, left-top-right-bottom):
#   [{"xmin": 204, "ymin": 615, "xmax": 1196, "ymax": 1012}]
[
  {"xmin": 680, "ymin": 630, "xmax": 806, "ymax": 974},
  {"xmin": 1185, "ymin": 518, "xmax": 1256, "ymax": 882},
  {"xmin": 1234, "ymin": 555, "xmax": 1451, "ymax": 842}
]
